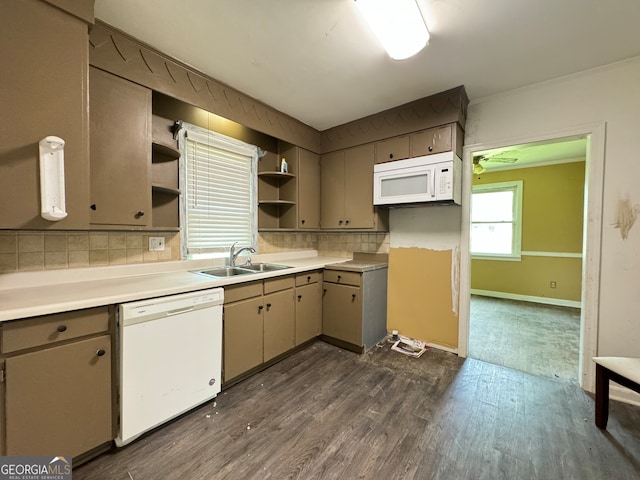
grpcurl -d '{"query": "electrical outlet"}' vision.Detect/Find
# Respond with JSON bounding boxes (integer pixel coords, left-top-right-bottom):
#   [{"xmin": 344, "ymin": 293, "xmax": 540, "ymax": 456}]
[
  {"xmin": 550, "ymin": 281, "xmax": 557, "ymax": 289},
  {"xmin": 149, "ymin": 237, "xmax": 165, "ymax": 252}
]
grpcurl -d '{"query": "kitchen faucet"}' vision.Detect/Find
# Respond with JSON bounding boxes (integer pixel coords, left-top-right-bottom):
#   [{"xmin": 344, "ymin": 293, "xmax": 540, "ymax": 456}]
[{"xmin": 229, "ymin": 242, "xmax": 256, "ymax": 267}]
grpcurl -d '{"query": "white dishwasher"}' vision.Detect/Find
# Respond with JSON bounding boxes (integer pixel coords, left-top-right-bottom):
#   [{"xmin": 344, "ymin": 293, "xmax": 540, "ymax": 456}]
[{"xmin": 116, "ymin": 288, "xmax": 224, "ymax": 447}]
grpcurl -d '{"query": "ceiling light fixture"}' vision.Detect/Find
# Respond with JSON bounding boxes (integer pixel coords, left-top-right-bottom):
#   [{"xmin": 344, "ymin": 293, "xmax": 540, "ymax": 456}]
[
  {"xmin": 473, "ymin": 161, "xmax": 485, "ymax": 175},
  {"xmin": 354, "ymin": 0, "xmax": 430, "ymax": 60}
]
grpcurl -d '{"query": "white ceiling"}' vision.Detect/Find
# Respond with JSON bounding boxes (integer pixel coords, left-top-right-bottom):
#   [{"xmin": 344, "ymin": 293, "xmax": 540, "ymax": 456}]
[{"xmin": 94, "ymin": 0, "xmax": 640, "ymax": 131}]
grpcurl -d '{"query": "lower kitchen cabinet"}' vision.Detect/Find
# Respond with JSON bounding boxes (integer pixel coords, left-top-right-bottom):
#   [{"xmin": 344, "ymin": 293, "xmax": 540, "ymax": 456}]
[
  {"xmin": 295, "ymin": 272, "xmax": 322, "ymax": 345},
  {"xmin": 0, "ymin": 307, "xmax": 113, "ymax": 458},
  {"xmin": 263, "ymin": 289, "xmax": 295, "ymax": 361},
  {"xmin": 322, "ymin": 282, "xmax": 361, "ymax": 346},
  {"xmin": 322, "ymin": 267, "xmax": 388, "ymax": 352},
  {"xmin": 223, "ymin": 295, "xmax": 264, "ymax": 382},
  {"xmin": 223, "ymin": 276, "xmax": 295, "ymax": 383}
]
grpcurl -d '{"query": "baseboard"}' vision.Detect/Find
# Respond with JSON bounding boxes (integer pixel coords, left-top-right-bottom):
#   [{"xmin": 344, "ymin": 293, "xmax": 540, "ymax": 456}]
[
  {"xmin": 611, "ymin": 384, "xmax": 640, "ymax": 407},
  {"xmin": 471, "ymin": 289, "xmax": 581, "ymax": 308},
  {"xmin": 424, "ymin": 342, "xmax": 458, "ymax": 355}
]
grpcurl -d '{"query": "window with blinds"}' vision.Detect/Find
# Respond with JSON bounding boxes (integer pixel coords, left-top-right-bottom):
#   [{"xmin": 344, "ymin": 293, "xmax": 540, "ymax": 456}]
[{"xmin": 179, "ymin": 123, "xmax": 257, "ymax": 256}]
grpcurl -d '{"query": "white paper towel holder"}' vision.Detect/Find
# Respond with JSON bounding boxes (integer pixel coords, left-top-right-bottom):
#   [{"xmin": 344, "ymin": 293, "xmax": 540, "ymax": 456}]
[{"xmin": 39, "ymin": 136, "xmax": 68, "ymax": 221}]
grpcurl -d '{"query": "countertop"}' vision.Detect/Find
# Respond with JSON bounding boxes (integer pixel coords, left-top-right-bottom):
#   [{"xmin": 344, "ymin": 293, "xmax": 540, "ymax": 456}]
[
  {"xmin": 323, "ymin": 253, "xmax": 389, "ymax": 272},
  {"xmin": 0, "ymin": 251, "xmax": 346, "ymax": 322}
]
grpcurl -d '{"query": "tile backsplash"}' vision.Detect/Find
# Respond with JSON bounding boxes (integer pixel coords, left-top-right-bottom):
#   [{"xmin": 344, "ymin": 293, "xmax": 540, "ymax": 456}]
[
  {"xmin": 0, "ymin": 230, "xmax": 390, "ymax": 273},
  {"xmin": 0, "ymin": 231, "xmax": 180, "ymax": 273}
]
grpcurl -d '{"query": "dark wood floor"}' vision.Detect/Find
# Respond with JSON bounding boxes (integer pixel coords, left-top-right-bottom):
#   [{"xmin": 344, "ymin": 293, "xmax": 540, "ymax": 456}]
[{"xmin": 75, "ymin": 341, "xmax": 640, "ymax": 479}]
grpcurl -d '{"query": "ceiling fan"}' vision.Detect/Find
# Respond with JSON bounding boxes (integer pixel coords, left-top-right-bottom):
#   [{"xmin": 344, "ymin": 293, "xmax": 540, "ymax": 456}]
[{"xmin": 473, "ymin": 150, "xmax": 519, "ymax": 174}]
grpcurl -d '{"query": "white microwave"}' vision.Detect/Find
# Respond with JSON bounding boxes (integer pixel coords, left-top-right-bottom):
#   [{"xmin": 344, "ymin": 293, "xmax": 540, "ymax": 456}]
[{"xmin": 373, "ymin": 151, "xmax": 462, "ymax": 206}]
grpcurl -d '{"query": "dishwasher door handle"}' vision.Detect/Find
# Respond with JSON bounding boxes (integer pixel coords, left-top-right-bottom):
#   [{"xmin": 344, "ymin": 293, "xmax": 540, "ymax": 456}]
[{"xmin": 166, "ymin": 306, "xmax": 195, "ymax": 316}]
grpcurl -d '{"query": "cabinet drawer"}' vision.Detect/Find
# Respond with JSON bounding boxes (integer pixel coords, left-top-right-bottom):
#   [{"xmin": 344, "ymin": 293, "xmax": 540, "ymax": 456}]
[
  {"xmin": 323, "ymin": 270, "xmax": 361, "ymax": 287},
  {"xmin": 410, "ymin": 124, "xmax": 453, "ymax": 157},
  {"xmin": 224, "ymin": 281, "xmax": 262, "ymax": 304},
  {"xmin": 295, "ymin": 271, "xmax": 322, "ymax": 286},
  {"xmin": 1, "ymin": 307, "xmax": 109, "ymax": 354},
  {"xmin": 375, "ymin": 135, "xmax": 410, "ymax": 164},
  {"xmin": 264, "ymin": 275, "xmax": 295, "ymax": 294}
]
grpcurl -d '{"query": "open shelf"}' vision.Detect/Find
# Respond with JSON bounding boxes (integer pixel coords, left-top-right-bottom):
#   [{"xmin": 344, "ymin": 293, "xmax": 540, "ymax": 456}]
[
  {"xmin": 151, "ymin": 115, "xmax": 181, "ymax": 229},
  {"xmin": 258, "ymin": 171, "xmax": 295, "ymax": 180},
  {"xmin": 152, "ymin": 141, "xmax": 180, "ymax": 159},
  {"xmin": 152, "ymin": 184, "xmax": 181, "ymax": 195},
  {"xmin": 259, "ymin": 200, "xmax": 295, "ymax": 205}
]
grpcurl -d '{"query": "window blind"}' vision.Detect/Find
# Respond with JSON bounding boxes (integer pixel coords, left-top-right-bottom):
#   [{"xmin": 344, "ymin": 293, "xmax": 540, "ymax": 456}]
[{"xmin": 179, "ymin": 123, "xmax": 257, "ymax": 255}]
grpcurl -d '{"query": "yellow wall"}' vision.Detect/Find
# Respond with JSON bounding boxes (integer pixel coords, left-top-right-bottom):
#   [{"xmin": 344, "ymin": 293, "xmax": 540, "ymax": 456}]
[
  {"xmin": 387, "ymin": 247, "xmax": 458, "ymax": 349},
  {"xmin": 471, "ymin": 161, "xmax": 585, "ymax": 301}
]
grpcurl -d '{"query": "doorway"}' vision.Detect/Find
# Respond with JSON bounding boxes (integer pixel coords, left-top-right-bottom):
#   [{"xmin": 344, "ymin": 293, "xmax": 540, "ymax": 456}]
[
  {"xmin": 466, "ymin": 137, "xmax": 586, "ymax": 382},
  {"xmin": 458, "ymin": 123, "xmax": 606, "ymax": 391}
]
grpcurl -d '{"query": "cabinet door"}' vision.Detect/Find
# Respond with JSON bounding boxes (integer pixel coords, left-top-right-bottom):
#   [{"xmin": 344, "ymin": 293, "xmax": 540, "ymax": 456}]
[
  {"xmin": 375, "ymin": 135, "xmax": 410, "ymax": 164},
  {"xmin": 344, "ymin": 144, "xmax": 375, "ymax": 228},
  {"xmin": 263, "ymin": 289, "xmax": 295, "ymax": 362},
  {"xmin": 90, "ymin": 67, "xmax": 151, "ymax": 226},
  {"xmin": 223, "ymin": 297, "xmax": 264, "ymax": 382},
  {"xmin": 410, "ymin": 125, "xmax": 453, "ymax": 157},
  {"xmin": 0, "ymin": 0, "xmax": 90, "ymax": 229},
  {"xmin": 322, "ymin": 283, "xmax": 362, "ymax": 346},
  {"xmin": 5, "ymin": 335, "xmax": 112, "ymax": 457},
  {"xmin": 320, "ymin": 150, "xmax": 345, "ymax": 228},
  {"xmin": 297, "ymin": 149, "xmax": 320, "ymax": 229},
  {"xmin": 295, "ymin": 282, "xmax": 322, "ymax": 345}
]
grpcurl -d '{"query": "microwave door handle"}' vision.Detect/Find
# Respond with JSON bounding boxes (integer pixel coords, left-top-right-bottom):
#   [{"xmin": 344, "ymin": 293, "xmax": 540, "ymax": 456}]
[{"xmin": 431, "ymin": 169, "xmax": 436, "ymax": 197}]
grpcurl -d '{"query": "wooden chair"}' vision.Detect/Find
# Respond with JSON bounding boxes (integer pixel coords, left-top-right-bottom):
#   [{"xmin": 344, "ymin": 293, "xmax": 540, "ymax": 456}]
[{"xmin": 593, "ymin": 357, "xmax": 640, "ymax": 428}]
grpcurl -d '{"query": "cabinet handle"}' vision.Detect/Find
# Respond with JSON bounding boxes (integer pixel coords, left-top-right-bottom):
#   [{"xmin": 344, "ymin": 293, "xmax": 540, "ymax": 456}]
[
  {"xmin": 297, "ymin": 295, "xmax": 302, "ymax": 301},
  {"xmin": 90, "ymin": 204, "xmax": 97, "ymax": 211},
  {"xmin": 345, "ymin": 220, "xmax": 350, "ymax": 225},
  {"xmin": 301, "ymin": 219, "xmax": 305, "ymax": 224},
  {"xmin": 307, "ymin": 276, "xmax": 311, "ymax": 282},
  {"xmin": 389, "ymin": 153, "xmax": 393, "ymax": 159},
  {"xmin": 96, "ymin": 349, "xmax": 106, "ymax": 357},
  {"xmin": 323, "ymin": 289, "xmax": 327, "ymax": 294},
  {"xmin": 338, "ymin": 220, "xmax": 343, "ymax": 225},
  {"xmin": 428, "ymin": 146, "xmax": 433, "ymax": 152},
  {"xmin": 135, "ymin": 210, "xmax": 145, "ymax": 218},
  {"xmin": 337, "ymin": 275, "xmax": 341, "ymax": 280},
  {"xmin": 266, "ymin": 303, "xmax": 272, "ymax": 308},
  {"xmin": 352, "ymin": 294, "xmax": 357, "ymax": 300},
  {"xmin": 258, "ymin": 305, "xmax": 264, "ymax": 311},
  {"xmin": 56, "ymin": 325, "xmax": 67, "ymax": 333}
]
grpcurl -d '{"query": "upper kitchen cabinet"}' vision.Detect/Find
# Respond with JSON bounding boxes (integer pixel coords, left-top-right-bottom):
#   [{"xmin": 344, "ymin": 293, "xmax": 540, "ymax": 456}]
[
  {"xmin": 89, "ymin": 67, "xmax": 152, "ymax": 228},
  {"xmin": 321, "ymin": 144, "xmax": 387, "ymax": 230},
  {"xmin": 0, "ymin": 0, "xmax": 91, "ymax": 229},
  {"xmin": 410, "ymin": 123, "xmax": 464, "ymax": 158},
  {"xmin": 375, "ymin": 135, "xmax": 410, "ymax": 164},
  {"xmin": 279, "ymin": 143, "xmax": 320, "ymax": 230},
  {"xmin": 258, "ymin": 142, "xmax": 320, "ymax": 231}
]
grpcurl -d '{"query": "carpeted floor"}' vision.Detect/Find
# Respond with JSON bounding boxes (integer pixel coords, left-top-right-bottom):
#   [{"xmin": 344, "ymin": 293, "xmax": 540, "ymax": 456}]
[{"xmin": 469, "ymin": 295, "xmax": 581, "ymax": 382}]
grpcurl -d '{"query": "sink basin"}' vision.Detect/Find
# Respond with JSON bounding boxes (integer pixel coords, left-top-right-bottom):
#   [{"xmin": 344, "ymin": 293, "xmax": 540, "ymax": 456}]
[
  {"xmin": 239, "ymin": 263, "xmax": 291, "ymax": 272},
  {"xmin": 198, "ymin": 266, "xmax": 254, "ymax": 278},
  {"xmin": 196, "ymin": 263, "xmax": 291, "ymax": 278}
]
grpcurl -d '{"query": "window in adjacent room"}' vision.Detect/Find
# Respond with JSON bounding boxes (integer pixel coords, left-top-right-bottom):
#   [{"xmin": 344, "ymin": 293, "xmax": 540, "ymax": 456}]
[
  {"xmin": 178, "ymin": 122, "xmax": 258, "ymax": 258},
  {"xmin": 470, "ymin": 181, "xmax": 523, "ymax": 259}
]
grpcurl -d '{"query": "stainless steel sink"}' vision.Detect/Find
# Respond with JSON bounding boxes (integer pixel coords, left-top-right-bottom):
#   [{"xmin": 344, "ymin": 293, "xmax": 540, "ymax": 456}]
[
  {"xmin": 239, "ymin": 263, "xmax": 291, "ymax": 272},
  {"xmin": 196, "ymin": 263, "xmax": 291, "ymax": 278},
  {"xmin": 198, "ymin": 266, "xmax": 255, "ymax": 278}
]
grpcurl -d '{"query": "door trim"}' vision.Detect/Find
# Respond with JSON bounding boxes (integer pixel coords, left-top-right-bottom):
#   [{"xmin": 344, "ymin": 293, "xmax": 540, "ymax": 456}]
[{"xmin": 458, "ymin": 122, "xmax": 605, "ymax": 393}]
